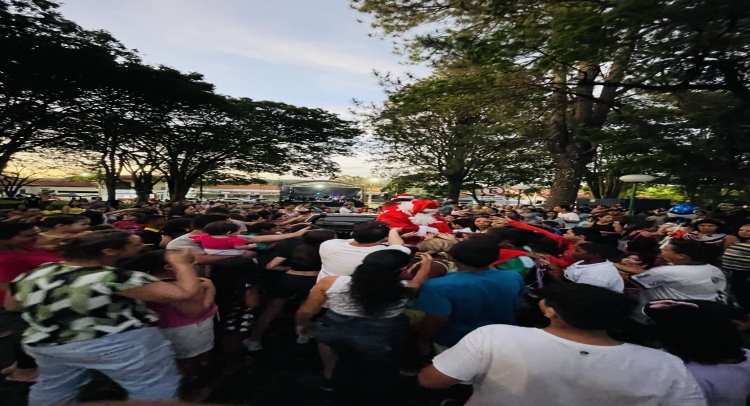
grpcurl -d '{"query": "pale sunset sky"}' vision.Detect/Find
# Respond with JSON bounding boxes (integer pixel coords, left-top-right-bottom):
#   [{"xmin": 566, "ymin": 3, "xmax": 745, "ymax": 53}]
[{"xmin": 57, "ymin": 0, "xmax": 427, "ymax": 177}]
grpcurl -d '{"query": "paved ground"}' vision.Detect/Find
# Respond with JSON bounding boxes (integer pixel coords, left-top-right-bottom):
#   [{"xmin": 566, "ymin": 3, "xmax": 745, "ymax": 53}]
[{"xmin": 0, "ymin": 315, "xmax": 446, "ymax": 406}]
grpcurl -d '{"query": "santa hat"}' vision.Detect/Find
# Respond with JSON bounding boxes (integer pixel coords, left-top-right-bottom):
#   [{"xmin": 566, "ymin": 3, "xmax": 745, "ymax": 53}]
[
  {"xmin": 394, "ymin": 194, "xmax": 415, "ymax": 201},
  {"xmin": 411, "ymin": 199, "xmax": 440, "ymax": 214}
]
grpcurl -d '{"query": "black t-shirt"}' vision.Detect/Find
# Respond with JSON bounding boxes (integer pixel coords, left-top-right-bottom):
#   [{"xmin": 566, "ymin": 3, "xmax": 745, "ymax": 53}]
[
  {"xmin": 138, "ymin": 229, "xmax": 162, "ymax": 247},
  {"xmin": 257, "ymin": 237, "xmax": 304, "ymax": 268},
  {"xmin": 24, "ymin": 197, "xmax": 41, "ymax": 208}
]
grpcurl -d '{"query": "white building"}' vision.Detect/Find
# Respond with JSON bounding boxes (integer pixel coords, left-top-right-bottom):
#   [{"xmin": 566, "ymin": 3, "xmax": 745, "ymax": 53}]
[
  {"xmin": 13, "ymin": 179, "xmax": 279, "ymax": 202},
  {"xmin": 188, "ymin": 184, "xmax": 280, "ymax": 201}
]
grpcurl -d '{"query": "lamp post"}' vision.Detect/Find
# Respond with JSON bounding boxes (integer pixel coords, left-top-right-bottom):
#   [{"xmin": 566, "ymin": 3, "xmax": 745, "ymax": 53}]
[
  {"xmin": 366, "ymin": 178, "xmax": 379, "ymax": 207},
  {"xmin": 619, "ymin": 174, "xmax": 656, "ymax": 216},
  {"xmin": 510, "ymin": 183, "xmax": 531, "ymax": 206}
]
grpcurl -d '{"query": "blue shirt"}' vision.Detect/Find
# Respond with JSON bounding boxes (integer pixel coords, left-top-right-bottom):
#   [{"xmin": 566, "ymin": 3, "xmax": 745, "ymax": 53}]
[{"xmin": 413, "ymin": 270, "xmax": 524, "ymax": 347}]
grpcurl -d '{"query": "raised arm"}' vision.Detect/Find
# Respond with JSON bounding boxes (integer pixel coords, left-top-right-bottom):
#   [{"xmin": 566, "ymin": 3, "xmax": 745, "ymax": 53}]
[
  {"xmin": 244, "ymin": 227, "xmax": 310, "ymax": 243},
  {"xmin": 388, "ymin": 227, "xmax": 405, "ymax": 246},
  {"xmin": 405, "ymin": 253, "xmax": 434, "ymax": 290},
  {"xmin": 116, "ymin": 248, "xmax": 202, "ymax": 302}
]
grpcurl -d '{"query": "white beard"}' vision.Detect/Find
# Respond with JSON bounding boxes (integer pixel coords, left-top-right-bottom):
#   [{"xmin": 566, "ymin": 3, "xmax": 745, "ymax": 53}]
[
  {"xmin": 410, "ymin": 211, "xmax": 437, "ymax": 226},
  {"xmin": 398, "ymin": 201, "xmax": 414, "ymax": 215}
]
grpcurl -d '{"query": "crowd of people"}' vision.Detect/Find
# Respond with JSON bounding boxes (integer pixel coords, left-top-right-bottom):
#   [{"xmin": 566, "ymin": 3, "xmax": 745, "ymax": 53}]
[{"xmin": 0, "ymin": 197, "xmax": 749, "ymax": 406}]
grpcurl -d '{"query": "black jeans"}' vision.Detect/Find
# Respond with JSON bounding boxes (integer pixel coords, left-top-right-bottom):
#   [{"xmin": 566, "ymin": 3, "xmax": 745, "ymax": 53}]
[
  {"xmin": 731, "ymin": 270, "xmax": 750, "ymax": 311},
  {"xmin": 0, "ymin": 309, "xmax": 37, "ymax": 369},
  {"xmin": 315, "ymin": 311, "xmax": 411, "ymax": 406}
]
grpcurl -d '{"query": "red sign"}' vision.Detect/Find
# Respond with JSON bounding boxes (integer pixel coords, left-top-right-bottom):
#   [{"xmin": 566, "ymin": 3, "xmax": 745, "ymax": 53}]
[{"xmin": 481, "ymin": 186, "xmax": 505, "ymax": 196}]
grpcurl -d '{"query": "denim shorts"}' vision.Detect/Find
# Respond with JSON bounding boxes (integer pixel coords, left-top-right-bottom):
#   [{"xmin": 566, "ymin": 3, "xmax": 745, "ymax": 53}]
[{"xmin": 160, "ymin": 317, "xmax": 215, "ymax": 359}]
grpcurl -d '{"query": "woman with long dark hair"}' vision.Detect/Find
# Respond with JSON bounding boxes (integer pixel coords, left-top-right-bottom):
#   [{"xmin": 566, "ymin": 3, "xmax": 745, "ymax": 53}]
[
  {"xmin": 722, "ymin": 223, "xmax": 750, "ymax": 310},
  {"xmin": 680, "ymin": 219, "xmax": 737, "ymax": 248},
  {"xmin": 587, "ymin": 214, "xmax": 623, "ymax": 247},
  {"xmin": 245, "ymin": 229, "xmax": 337, "ymax": 350},
  {"xmin": 645, "ymin": 300, "xmax": 750, "ymax": 406},
  {"xmin": 296, "ymin": 250, "xmax": 433, "ymax": 406},
  {"xmin": 733, "ymin": 224, "xmax": 750, "ymax": 244}
]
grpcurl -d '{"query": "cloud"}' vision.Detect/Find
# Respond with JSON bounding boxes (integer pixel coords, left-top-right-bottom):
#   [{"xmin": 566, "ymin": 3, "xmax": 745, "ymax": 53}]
[{"xmin": 139, "ymin": 2, "xmax": 409, "ymax": 76}]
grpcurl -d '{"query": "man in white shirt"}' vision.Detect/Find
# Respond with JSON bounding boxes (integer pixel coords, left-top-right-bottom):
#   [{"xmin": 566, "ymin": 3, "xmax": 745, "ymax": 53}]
[
  {"xmin": 554, "ymin": 204, "xmax": 580, "ymax": 228},
  {"xmin": 626, "ymin": 239, "xmax": 727, "ymax": 322},
  {"xmin": 318, "ymin": 221, "xmax": 410, "ymax": 281},
  {"xmin": 418, "ymin": 283, "xmax": 707, "ymax": 406},
  {"xmin": 338, "ymin": 202, "xmax": 355, "ymax": 214},
  {"xmin": 563, "ymin": 243, "xmax": 624, "ymax": 292}
]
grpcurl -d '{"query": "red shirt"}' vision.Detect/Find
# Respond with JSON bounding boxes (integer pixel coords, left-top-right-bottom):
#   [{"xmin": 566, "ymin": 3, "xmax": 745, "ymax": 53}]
[
  {"xmin": 0, "ymin": 248, "xmax": 62, "ymax": 307},
  {"xmin": 113, "ymin": 220, "xmax": 146, "ymax": 233}
]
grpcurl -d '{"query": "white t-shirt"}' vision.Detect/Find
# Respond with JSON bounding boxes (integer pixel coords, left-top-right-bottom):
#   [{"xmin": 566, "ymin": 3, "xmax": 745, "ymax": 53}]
[
  {"xmin": 433, "ymin": 325, "xmax": 707, "ymax": 406},
  {"xmin": 631, "ymin": 264, "xmax": 728, "ymax": 322},
  {"xmin": 564, "ymin": 260, "xmax": 624, "ymax": 292},
  {"xmin": 338, "ymin": 207, "xmax": 353, "ymax": 213},
  {"xmin": 317, "ymin": 239, "xmax": 411, "ymax": 281},
  {"xmin": 230, "ymin": 219, "xmax": 247, "ymax": 233},
  {"xmin": 558, "ymin": 212, "xmax": 580, "ymax": 226},
  {"xmin": 325, "ymin": 276, "xmax": 408, "ymax": 318}
]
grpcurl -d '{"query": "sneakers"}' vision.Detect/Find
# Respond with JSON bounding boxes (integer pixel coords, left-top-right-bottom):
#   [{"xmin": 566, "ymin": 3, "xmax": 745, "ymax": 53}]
[
  {"xmin": 294, "ymin": 371, "xmax": 334, "ymax": 392},
  {"xmin": 242, "ymin": 339, "xmax": 263, "ymax": 351},
  {"xmin": 295, "ymin": 335, "xmax": 311, "ymax": 344}
]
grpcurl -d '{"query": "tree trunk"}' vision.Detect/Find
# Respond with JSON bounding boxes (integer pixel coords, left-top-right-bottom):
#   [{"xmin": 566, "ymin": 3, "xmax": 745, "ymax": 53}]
[
  {"xmin": 104, "ymin": 175, "xmax": 118, "ymax": 202},
  {"xmin": 3, "ymin": 184, "xmax": 20, "ymax": 198},
  {"xmin": 168, "ymin": 174, "xmax": 199, "ymax": 202},
  {"xmin": 133, "ymin": 173, "xmax": 159, "ymax": 203},
  {"xmin": 469, "ymin": 187, "xmax": 482, "ymax": 205},
  {"xmin": 446, "ymin": 177, "xmax": 463, "ymax": 203},
  {"xmin": 547, "ymin": 153, "xmax": 589, "ymax": 207},
  {"xmin": 586, "ymin": 172, "xmax": 624, "ymax": 199},
  {"xmin": 100, "ymin": 143, "xmax": 123, "ymax": 202},
  {"xmin": 170, "ymin": 182, "xmax": 191, "ymax": 202}
]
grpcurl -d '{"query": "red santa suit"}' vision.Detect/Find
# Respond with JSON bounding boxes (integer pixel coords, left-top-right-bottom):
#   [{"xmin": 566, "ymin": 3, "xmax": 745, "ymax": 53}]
[{"xmin": 376, "ymin": 199, "xmax": 452, "ymax": 238}]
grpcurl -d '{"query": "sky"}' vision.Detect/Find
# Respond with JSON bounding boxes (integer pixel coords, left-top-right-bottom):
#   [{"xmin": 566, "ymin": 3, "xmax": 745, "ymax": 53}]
[{"xmin": 56, "ymin": 0, "xmax": 426, "ymax": 177}]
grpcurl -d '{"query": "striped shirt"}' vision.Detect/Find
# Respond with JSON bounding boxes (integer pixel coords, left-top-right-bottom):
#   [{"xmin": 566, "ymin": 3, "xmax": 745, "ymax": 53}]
[{"xmin": 722, "ymin": 242, "xmax": 750, "ymax": 272}]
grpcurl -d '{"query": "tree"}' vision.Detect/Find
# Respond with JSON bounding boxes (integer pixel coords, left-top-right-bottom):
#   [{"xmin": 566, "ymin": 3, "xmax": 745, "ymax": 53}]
[
  {"xmin": 353, "ymin": 0, "xmax": 652, "ymax": 205},
  {"xmin": 65, "ymin": 64, "xmax": 219, "ymax": 202},
  {"xmin": 0, "ymin": 157, "xmax": 45, "ymax": 197},
  {"xmin": 360, "ymin": 72, "xmax": 534, "ymax": 202},
  {"xmin": 588, "ymin": 91, "xmax": 750, "ymax": 204},
  {"xmin": 0, "ymin": 0, "xmax": 138, "ymax": 173},
  {"xmin": 141, "ymin": 97, "xmax": 360, "ymax": 202},
  {"xmin": 0, "ymin": 152, "xmax": 81, "ymax": 197}
]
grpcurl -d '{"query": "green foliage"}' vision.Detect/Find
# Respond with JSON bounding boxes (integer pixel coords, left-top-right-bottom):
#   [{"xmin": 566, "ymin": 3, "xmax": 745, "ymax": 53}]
[
  {"xmin": 359, "ymin": 70, "xmax": 546, "ymax": 201},
  {"xmin": 594, "ymin": 91, "xmax": 750, "ymax": 204},
  {"xmin": 353, "ymin": 0, "xmax": 750, "ymax": 205},
  {"xmin": 627, "ymin": 186, "xmax": 687, "ymax": 203}
]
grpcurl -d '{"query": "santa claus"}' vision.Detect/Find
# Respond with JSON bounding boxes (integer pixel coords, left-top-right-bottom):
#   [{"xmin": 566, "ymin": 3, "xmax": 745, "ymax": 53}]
[{"xmin": 376, "ymin": 199, "xmax": 452, "ymax": 238}]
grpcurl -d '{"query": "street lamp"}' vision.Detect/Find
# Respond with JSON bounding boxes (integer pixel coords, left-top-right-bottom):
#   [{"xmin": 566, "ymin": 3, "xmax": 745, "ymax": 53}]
[
  {"xmin": 367, "ymin": 177, "xmax": 379, "ymax": 207},
  {"xmin": 619, "ymin": 174, "xmax": 656, "ymax": 215},
  {"xmin": 510, "ymin": 183, "xmax": 531, "ymax": 206}
]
